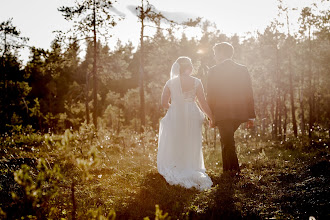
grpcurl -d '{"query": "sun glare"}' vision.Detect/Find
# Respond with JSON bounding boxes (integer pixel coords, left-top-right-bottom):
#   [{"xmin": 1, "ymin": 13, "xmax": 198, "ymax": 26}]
[{"xmin": 197, "ymin": 49, "xmax": 205, "ymax": 54}]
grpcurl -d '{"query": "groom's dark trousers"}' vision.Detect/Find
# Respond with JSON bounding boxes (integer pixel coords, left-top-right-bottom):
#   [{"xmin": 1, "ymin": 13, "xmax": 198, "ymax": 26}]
[
  {"xmin": 207, "ymin": 59, "xmax": 256, "ymax": 173},
  {"xmin": 216, "ymin": 120, "xmax": 241, "ymax": 171}
]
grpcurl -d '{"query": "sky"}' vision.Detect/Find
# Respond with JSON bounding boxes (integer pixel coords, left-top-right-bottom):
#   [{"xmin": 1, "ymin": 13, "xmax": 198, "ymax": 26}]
[{"xmin": 0, "ymin": 0, "xmax": 325, "ymax": 64}]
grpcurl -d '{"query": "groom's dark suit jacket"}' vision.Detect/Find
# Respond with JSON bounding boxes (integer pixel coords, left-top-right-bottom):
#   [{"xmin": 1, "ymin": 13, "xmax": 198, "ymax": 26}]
[{"xmin": 207, "ymin": 59, "xmax": 256, "ymax": 122}]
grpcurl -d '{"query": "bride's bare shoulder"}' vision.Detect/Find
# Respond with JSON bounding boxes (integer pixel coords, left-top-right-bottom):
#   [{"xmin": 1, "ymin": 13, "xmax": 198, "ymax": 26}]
[
  {"xmin": 165, "ymin": 78, "xmax": 175, "ymax": 88},
  {"xmin": 190, "ymin": 76, "xmax": 202, "ymax": 84}
]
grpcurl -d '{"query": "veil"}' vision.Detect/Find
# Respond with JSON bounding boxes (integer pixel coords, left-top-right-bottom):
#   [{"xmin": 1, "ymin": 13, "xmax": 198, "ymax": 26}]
[{"xmin": 170, "ymin": 61, "xmax": 180, "ymax": 79}]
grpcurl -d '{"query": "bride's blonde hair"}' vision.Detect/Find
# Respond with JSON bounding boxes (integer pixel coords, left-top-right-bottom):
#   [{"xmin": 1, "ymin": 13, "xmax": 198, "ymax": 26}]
[{"xmin": 176, "ymin": 56, "xmax": 193, "ymax": 75}]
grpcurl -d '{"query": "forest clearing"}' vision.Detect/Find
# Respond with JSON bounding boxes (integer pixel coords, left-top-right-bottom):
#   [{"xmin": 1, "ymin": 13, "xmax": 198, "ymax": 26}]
[
  {"xmin": 1, "ymin": 0, "xmax": 329, "ymax": 219},
  {"xmin": 1, "ymin": 127, "xmax": 329, "ymax": 219}
]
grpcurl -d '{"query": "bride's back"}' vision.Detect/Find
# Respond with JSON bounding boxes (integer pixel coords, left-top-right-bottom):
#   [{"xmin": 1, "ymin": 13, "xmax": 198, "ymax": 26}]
[{"xmin": 180, "ymin": 75, "xmax": 196, "ymax": 93}]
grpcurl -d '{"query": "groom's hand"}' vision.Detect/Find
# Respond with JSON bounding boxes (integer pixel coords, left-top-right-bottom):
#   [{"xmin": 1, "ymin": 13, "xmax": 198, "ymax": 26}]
[
  {"xmin": 246, "ymin": 120, "xmax": 254, "ymax": 129},
  {"xmin": 209, "ymin": 119, "xmax": 215, "ymax": 128}
]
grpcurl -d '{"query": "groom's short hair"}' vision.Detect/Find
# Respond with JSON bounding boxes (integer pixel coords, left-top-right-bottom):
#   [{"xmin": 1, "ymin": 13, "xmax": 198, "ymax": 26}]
[{"xmin": 213, "ymin": 42, "xmax": 234, "ymax": 59}]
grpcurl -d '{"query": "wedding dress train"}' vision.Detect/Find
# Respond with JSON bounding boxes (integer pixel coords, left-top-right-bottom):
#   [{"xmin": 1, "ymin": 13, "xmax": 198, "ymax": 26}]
[{"xmin": 157, "ymin": 76, "xmax": 212, "ymax": 191}]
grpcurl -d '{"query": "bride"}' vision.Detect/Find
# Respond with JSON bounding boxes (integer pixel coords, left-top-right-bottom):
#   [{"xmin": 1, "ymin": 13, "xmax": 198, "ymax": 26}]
[{"xmin": 157, "ymin": 56, "xmax": 214, "ymax": 191}]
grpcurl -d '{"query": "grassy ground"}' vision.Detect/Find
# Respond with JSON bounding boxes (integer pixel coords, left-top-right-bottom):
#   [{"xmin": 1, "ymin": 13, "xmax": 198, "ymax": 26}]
[{"xmin": 0, "ymin": 127, "xmax": 329, "ymax": 219}]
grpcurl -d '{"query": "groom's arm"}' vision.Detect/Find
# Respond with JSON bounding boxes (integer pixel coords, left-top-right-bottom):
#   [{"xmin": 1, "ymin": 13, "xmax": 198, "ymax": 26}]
[
  {"xmin": 206, "ymin": 70, "xmax": 215, "ymax": 112},
  {"xmin": 244, "ymin": 68, "xmax": 256, "ymax": 119}
]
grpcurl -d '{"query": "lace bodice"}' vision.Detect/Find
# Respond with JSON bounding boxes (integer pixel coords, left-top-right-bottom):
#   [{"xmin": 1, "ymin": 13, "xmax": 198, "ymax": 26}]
[
  {"xmin": 166, "ymin": 76, "xmax": 199, "ymax": 103},
  {"xmin": 182, "ymin": 87, "xmax": 196, "ymax": 102}
]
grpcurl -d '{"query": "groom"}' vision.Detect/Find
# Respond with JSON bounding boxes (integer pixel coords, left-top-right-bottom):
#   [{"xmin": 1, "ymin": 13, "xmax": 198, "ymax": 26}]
[{"xmin": 207, "ymin": 42, "xmax": 256, "ymax": 174}]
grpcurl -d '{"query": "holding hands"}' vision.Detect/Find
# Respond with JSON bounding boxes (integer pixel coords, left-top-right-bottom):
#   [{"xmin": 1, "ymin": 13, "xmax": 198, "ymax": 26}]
[
  {"xmin": 246, "ymin": 119, "xmax": 254, "ymax": 129},
  {"xmin": 208, "ymin": 116, "xmax": 215, "ymax": 128}
]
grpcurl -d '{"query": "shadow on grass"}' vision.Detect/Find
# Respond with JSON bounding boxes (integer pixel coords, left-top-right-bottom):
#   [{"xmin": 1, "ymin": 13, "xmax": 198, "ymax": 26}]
[
  {"xmin": 116, "ymin": 172, "xmax": 198, "ymax": 219},
  {"xmin": 188, "ymin": 173, "xmax": 261, "ymax": 220},
  {"xmin": 275, "ymin": 158, "xmax": 330, "ymax": 219},
  {"xmin": 117, "ymin": 171, "xmax": 261, "ymax": 219}
]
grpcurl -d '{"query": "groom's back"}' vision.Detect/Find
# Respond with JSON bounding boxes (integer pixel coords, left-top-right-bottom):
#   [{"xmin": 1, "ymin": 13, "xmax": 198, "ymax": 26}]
[{"xmin": 207, "ymin": 60, "xmax": 255, "ymax": 122}]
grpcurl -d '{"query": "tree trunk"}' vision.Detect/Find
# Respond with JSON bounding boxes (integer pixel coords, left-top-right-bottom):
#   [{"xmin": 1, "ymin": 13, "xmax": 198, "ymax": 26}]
[
  {"xmin": 308, "ymin": 26, "xmax": 313, "ymax": 139},
  {"xmin": 283, "ymin": 94, "xmax": 288, "ymax": 141},
  {"xmin": 271, "ymin": 92, "xmax": 275, "ymax": 139},
  {"xmin": 261, "ymin": 91, "xmax": 266, "ymax": 135},
  {"xmin": 278, "ymin": 94, "xmax": 282, "ymax": 139},
  {"xmin": 274, "ymin": 92, "xmax": 279, "ymax": 139},
  {"xmin": 85, "ymin": 71, "xmax": 90, "ymax": 124},
  {"xmin": 92, "ymin": 0, "xmax": 98, "ymax": 129},
  {"xmin": 2, "ymin": 33, "xmax": 8, "ymax": 130},
  {"xmin": 299, "ymin": 88, "xmax": 306, "ymax": 137},
  {"xmin": 315, "ymin": 69, "xmax": 320, "ymax": 125},
  {"xmin": 139, "ymin": 1, "xmax": 146, "ymax": 132},
  {"xmin": 285, "ymin": 10, "xmax": 298, "ymax": 138},
  {"xmin": 275, "ymin": 45, "xmax": 282, "ymax": 140},
  {"xmin": 288, "ymin": 56, "xmax": 298, "ymax": 137}
]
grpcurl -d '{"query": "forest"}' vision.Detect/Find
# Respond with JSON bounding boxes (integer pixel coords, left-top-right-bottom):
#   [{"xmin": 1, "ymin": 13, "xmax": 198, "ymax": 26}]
[{"xmin": 0, "ymin": 0, "xmax": 329, "ymax": 219}]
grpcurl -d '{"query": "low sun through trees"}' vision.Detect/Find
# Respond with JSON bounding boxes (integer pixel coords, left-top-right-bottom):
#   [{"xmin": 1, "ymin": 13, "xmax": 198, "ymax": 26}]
[
  {"xmin": 0, "ymin": 0, "xmax": 329, "ymax": 219},
  {"xmin": 1, "ymin": 1, "xmax": 329, "ymax": 138}
]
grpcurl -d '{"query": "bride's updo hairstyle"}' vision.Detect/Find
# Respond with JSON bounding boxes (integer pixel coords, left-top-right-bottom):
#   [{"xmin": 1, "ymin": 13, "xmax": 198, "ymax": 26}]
[{"xmin": 176, "ymin": 56, "xmax": 193, "ymax": 75}]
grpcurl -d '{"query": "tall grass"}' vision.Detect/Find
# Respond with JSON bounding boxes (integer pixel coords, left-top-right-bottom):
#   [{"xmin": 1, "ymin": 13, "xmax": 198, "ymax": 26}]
[{"xmin": 0, "ymin": 125, "xmax": 329, "ymax": 219}]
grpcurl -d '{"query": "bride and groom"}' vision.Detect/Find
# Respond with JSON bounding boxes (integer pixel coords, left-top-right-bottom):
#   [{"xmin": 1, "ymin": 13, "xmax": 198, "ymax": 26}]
[{"xmin": 157, "ymin": 42, "xmax": 256, "ymax": 191}]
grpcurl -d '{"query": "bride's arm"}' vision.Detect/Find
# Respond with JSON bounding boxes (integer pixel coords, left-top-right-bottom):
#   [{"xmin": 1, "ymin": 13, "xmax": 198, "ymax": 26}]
[
  {"xmin": 161, "ymin": 84, "xmax": 171, "ymax": 109},
  {"xmin": 196, "ymin": 81, "xmax": 214, "ymax": 123}
]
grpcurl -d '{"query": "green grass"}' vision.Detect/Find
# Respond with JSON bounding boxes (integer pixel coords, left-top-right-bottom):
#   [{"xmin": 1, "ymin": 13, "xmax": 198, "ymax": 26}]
[{"xmin": 0, "ymin": 128, "xmax": 329, "ymax": 219}]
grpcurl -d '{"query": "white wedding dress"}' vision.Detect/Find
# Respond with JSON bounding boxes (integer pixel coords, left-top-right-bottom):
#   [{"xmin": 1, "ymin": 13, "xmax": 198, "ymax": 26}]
[{"xmin": 157, "ymin": 76, "xmax": 213, "ymax": 191}]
